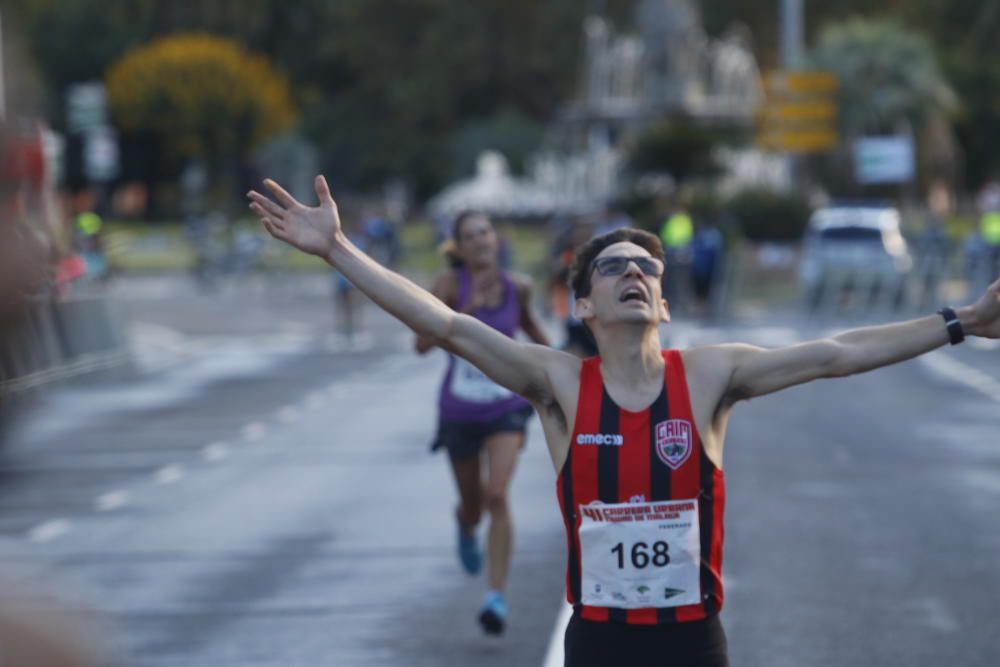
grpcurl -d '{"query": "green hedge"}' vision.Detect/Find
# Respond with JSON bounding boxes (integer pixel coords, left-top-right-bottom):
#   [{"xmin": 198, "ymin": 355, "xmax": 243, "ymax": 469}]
[{"xmin": 726, "ymin": 189, "xmax": 812, "ymax": 242}]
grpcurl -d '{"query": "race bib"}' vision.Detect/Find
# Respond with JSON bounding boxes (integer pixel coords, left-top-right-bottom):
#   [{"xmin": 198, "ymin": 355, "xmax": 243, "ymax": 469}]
[
  {"xmin": 579, "ymin": 499, "xmax": 701, "ymax": 609},
  {"xmin": 449, "ymin": 357, "xmax": 513, "ymax": 403}
]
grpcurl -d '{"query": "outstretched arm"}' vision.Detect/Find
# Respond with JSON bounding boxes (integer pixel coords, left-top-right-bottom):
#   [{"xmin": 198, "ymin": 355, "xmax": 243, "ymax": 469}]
[
  {"xmin": 718, "ymin": 279, "xmax": 1000, "ymax": 403},
  {"xmin": 248, "ymin": 176, "xmax": 560, "ymax": 402}
]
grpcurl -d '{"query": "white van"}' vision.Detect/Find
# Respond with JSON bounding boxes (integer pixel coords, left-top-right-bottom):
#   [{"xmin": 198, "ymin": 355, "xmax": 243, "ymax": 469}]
[{"xmin": 798, "ymin": 203, "xmax": 913, "ymax": 309}]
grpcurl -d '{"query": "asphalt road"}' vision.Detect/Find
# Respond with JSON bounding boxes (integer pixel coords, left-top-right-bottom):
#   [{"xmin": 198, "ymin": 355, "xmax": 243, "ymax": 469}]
[{"xmin": 2, "ymin": 274, "xmax": 998, "ymax": 666}]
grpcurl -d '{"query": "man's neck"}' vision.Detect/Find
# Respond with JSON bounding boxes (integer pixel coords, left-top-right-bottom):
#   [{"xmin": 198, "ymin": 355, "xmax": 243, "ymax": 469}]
[{"xmin": 595, "ymin": 325, "xmax": 664, "ymax": 386}]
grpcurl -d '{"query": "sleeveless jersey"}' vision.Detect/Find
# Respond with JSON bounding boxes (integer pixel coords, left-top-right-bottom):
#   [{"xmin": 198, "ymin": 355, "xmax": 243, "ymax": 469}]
[
  {"xmin": 557, "ymin": 350, "xmax": 725, "ymax": 625},
  {"xmin": 438, "ymin": 267, "xmax": 530, "ymax": 422}
]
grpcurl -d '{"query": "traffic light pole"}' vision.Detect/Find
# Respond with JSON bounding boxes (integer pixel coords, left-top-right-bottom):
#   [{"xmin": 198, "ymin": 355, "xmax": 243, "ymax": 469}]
[
  {"xmin": 781, "ymin": 0, "xmax": 803, "ymax": 70},
  {"xmin": 781, "ymin": 0, "xmax": 804, "ymax": 187}
]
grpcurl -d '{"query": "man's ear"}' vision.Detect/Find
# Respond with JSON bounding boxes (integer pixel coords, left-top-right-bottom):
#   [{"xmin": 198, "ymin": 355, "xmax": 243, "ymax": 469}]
[
  {"xmin": 660, "ymin": 298, "xmax": 671, "ymax": 324},
  {"xmin": 574, "ymin": 296, "xmax": 593, "ymax": 320}
]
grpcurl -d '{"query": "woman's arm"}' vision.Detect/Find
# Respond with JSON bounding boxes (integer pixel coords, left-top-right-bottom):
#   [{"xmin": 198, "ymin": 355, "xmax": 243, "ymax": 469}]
[
  {"xmin": 514, "ymin": 274, "xmax": 551, "ymax": 346},
  {"xmin": 415, "ymin": 272, "xmax": 456, "ymax": 354}
]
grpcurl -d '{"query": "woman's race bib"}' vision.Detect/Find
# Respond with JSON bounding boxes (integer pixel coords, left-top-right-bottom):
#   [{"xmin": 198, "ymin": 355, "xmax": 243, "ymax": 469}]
[{"xmin": 449, "ymin": 357, "xmax": 513, "ymax": 403}]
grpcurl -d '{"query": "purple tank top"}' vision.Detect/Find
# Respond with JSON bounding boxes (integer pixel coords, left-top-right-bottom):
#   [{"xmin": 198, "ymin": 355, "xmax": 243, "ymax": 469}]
[{"xmin": 438, "ymin": 268, "xmax": 531, "ymax": 422}]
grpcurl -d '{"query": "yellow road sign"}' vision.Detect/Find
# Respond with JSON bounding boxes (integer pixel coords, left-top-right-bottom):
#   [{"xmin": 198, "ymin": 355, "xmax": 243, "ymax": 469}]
[
  {"xmin": 757, "ymin": 70, "xmax": 839, "ymax": 152},
  {"xmin": 764, "ymin": 71, "xmax": 838, "ymax": 95},
  {"xmin": 757, "ymin": 128, "xmax": 838, "ymax": 152},
  {"xmin": 757, "ymin": 100, "xmax": 836, "ymax": 123}
]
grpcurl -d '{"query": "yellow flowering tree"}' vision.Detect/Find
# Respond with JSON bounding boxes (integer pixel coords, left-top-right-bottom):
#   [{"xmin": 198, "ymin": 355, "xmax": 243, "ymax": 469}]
[{"xmin": 106, "ymin": 33, "xmax": 297, "ymax": 163}]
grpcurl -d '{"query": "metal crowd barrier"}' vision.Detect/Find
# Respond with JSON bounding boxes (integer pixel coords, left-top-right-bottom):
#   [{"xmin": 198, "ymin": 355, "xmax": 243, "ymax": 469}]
[{"xmin": 0, "ymin": 295, "xmax": 129, "ymax": 395}]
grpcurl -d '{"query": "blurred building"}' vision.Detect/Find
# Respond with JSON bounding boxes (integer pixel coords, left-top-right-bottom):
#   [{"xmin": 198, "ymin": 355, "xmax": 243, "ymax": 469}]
[{"xmin": 531, "ymin": 0, "xmax": 765, "ymax": 209}]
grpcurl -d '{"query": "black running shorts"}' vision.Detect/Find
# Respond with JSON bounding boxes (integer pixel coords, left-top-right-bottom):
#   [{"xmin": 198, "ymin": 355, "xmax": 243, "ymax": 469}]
[
  {"xmin": 431, "ymin": 405, "xmax": 533, "ymax": 461},
  {"xmin": 564, "ymin": 611, "xmax": 729, "ymax": 667}
]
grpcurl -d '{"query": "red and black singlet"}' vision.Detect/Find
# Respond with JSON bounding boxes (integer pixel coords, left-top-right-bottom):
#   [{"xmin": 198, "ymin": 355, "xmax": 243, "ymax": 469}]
[{"xmin": 557, "ymin": 349, "xmax": 725, "ymax": 625}]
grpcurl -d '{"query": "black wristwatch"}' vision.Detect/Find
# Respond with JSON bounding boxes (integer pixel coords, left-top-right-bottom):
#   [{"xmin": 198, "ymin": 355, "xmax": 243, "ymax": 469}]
[{"xmin": 938, "ymin": 307, "xmax": 965, "ymax": 345}]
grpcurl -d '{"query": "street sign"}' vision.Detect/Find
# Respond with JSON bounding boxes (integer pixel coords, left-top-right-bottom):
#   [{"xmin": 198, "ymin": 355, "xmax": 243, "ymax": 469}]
[
  {"xmin": 756, "ymin": 70, "xmax": 838, "ymax": 153},
  {"xmin": 83, "ymin": 126, "xmax": 119, "ymax": 183},
  {"xmin": 759, "ymin": 100, "xmax": 836, "ymax": 123},
  {"xmin": 66, "ymin": 82, "xmax": 108, "ymax": 133},
  {"xmin": 854, "ymin": 135, "xmax": 914, "ymax": 185},
  {"xmin": 758, "ymin": 128, "xmax": 839, "ymax": 153},
  {"xmin": 763, "ymin": 71, "xmax": 838, "ymax": 95}
]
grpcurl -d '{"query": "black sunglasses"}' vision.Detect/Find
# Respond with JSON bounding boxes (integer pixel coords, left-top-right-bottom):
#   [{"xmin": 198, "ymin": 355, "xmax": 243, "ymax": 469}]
[{"xmin": 591, "ymin": 255, "xmax": 664, "ymax": 278}]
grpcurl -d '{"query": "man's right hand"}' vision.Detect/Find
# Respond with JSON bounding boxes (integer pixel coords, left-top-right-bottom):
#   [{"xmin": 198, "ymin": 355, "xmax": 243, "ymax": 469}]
[{"xmin": 247, "ymin": 175, "xmax": 341, "ymax": 259}]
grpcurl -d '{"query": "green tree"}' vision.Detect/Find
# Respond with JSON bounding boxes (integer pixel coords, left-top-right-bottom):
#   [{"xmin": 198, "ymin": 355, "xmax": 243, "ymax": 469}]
[
  {"xmin": 301, "ymin": 0, "xmax": 589, "ymax": 196},
  {"xmin": 810, "ymin": 19, "xmax": 956, "ymax": 138},
  {"xmin": 628, "ymin": 120, "xmax": 745, "ymax": 184},
  {"xmin": 12, "ymin": 0, "xmax": 598, "ymax": 197},
  {"xmin": 106, "ymin": 33, "xmax": 296, "ymax": 158},
  {"xmin": 699, "ymin": 0, "xmax": 999, "ymax": 191},
  {"xmin": 900, "ymin": 1, "xmax": 1000, "ymax": 189},
  {"xmin": 105, "ymin": 33, "xmax": 297, "ymax": 210}
]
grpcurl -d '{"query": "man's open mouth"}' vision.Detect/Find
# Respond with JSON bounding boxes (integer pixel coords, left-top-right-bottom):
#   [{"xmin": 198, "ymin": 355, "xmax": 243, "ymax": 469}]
[{"xmin": 619, "ymin": 287, "xmax": 648, "ymax": 303}]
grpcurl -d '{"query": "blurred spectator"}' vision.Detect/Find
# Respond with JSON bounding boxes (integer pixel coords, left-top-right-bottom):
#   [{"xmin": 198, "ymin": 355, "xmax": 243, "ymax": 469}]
[
  {"xmin": 980, "ymin": 209, "xmax": 1000, "ymax": 277},
  {"xmin": 74, "ymin": 204, "xmax": 108, "ymax": 283},
  {"xmin": 361, "ymin": 206, "xmax": 400, "ymax": 267},
  {"xmin": 658, "ymin": 202, "xmax": 694, "ymax": 313},
  {"xmin": 689, "ymin": 216, "xmax": 724, "ymax": 319},
  {"xmin": 331, "ymin": 215, "xmax": 370, "ymax": 343},
  {"xmin": 550, "ymin": 220, "xmax": 597, "ymax": 357},
  {"xmin": 1, "ymin": 120, "xmax": 61, "ymax": 321},
  {"xmin": 913, "ymin": 210, "xmax": 950, "ymax": 311},
  {"xmin": 968, "ymin": 180, "xmax": 1000, "ymax": 295}
]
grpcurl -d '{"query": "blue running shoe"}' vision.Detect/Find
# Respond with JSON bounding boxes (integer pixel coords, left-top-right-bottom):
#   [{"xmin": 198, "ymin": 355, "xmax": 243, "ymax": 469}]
[
  {"xmin": 478, "ymin": 591, "xmax": 507, "ymax": 635},
  {"xmin": 457, "ymin": 519, "xmax": 481, "ymax": 575}
]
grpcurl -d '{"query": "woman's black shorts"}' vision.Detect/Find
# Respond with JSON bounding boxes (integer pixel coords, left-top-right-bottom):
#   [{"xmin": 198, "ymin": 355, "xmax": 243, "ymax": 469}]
[{"xmin": 430, "ymin": 405, "xmax": 533, "ymax": 461}]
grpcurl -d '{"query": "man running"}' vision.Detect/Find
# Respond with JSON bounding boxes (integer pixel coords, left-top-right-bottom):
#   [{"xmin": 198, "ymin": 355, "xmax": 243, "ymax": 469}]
[{"xmin": 248, "ymin": 176, "xmax": 1000, "ymax": 666}]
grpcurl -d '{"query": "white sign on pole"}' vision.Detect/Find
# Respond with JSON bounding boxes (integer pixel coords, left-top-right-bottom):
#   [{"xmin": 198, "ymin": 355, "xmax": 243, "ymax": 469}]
[
  {"xmin": 66, "ymin": 82, "xmax": 108, "ymax": 133},
  {"xmin": 83, "ymin": 126, "xmax": 119, "ymax": 182},
  {"xmin": 854, "ymin": 135, "xmax": 914, "ymax": 185}
]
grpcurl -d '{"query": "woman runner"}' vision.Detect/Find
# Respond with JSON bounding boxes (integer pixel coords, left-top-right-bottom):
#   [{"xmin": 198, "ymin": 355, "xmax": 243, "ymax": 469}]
[{"xmin": 415, "ymin": 211, "xmax": 550, "ymax": 635}]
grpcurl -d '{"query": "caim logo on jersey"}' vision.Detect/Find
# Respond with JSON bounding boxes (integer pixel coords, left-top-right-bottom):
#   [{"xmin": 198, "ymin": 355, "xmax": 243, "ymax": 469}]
[
  {"xmin": 576, "ymin": 433, "xmax": 623, "ymax": 446},
  {"xmin": 655, "ymin": 419, "xmax": 692, "ymax": 469}
]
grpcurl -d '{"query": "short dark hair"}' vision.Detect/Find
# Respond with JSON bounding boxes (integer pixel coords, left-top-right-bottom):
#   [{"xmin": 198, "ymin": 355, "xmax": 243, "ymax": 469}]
[{"xmin": 569, "ymin": 228, "xmax": 664, "ymax": 298}]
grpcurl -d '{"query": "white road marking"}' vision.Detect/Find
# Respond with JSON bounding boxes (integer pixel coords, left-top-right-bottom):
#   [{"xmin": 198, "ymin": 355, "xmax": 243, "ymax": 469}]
[
  {"xmin": 914, "ymin": 597, "xmax": 959, "ymax": 633},
  {"xmin": 325, "ymin": 333, "xmax": 374, "ymax": 353},
  {"xmin": 541, "ymin": 603, "xmax": 572, "ymax": 667},
  {"xmin": 153, "ymin": 465, "xmax": 184, "ymax": 484},
  {"xmin": 28, "ymin": 519, "xmax": 70, "ymax": 542},
  {"xmin": 202, "ymin": 442, "xmax": 229, "ymax": 462},
  {"xmin": 242, "ymin": 422, "xmax": 267, "ymax": 441},
  {"xmin": 276, "ymin": 405, "xmax": 299, "ymax": 423},
  {"xmin": 95, "ymin": 490, "xmax": 130, "ymax": 511},
  {"xmin": 921, "ymin": 352, "xmax": 1000, "ymax": 402}
]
